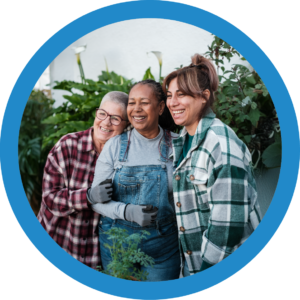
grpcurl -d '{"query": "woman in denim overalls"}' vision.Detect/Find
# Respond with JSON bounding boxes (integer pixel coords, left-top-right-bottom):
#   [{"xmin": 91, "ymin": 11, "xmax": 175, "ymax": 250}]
[{"xmin": 90, "ymin": 80, "xmax": 181, "ymax": 281}]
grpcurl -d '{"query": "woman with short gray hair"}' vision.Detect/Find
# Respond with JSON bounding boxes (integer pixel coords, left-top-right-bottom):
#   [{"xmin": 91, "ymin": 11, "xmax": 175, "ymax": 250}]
[{"xmin": 37, "ymin": 91, "xmax": 129, "ymax": 269}]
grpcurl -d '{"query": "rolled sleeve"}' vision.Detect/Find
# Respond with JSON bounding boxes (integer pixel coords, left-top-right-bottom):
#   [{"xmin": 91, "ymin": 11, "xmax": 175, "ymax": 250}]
[{"xmin": 92, "ymin": 201, "xmax": 126, "ymax": 219}]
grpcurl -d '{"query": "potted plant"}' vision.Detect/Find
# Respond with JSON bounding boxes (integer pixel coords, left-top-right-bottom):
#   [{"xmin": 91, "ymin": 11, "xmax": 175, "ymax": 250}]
[{"xmin": 97, "ymin": 227, "xmax": 155, "ymax": 281}]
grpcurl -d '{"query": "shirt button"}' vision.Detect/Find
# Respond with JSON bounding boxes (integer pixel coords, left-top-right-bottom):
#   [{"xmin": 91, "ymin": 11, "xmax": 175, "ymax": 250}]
[
  {"xmin": 176, "ymin": 202, "xmax": 182, "ymax": 208},
  {"xmin": 186, "ymin": 250, "xmax": 192, "ymax": 255},
  {"xmin": 190, "ymin": 175, "xmax": 195, "ymax": 181},
  {"xmin": 83, "ymin": 238, "xmax": 86, "ymax": 241},
  {"xmin": 85, "ymin": 220, "xmax": 89, "ymax": 224},
  {"xmin": 175, "ymin": 175, "xmax": 181, "ymax": 181},
  {"xmin": 180, "ymin": 226, "xmax": 185, "ymax": 232},
  {"xmin": 100, "ymin": 221, "xmax": 103, "ymax": 224}
]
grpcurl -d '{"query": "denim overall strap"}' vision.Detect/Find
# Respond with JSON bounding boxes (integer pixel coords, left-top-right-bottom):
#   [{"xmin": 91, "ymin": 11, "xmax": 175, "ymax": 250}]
[
  {"xmin": 159, "ymin": 130, "xmax": 170, "ymax": 163},
  {"xmin": 118, "ymin": 131, "xmax": 129, "ymax": 162}
]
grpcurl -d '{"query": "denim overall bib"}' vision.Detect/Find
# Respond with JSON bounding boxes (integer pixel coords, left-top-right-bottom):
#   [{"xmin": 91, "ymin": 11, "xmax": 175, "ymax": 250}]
[{"xmin": 99, "ymin": 131, "xmax": 180, "ymax": 281}]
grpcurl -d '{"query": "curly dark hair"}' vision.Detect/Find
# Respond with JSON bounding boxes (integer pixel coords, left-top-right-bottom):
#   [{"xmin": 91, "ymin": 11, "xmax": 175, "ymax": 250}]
[{"xmin": 129, "ymin": 79, "xmax": 179, "ymax": 132}]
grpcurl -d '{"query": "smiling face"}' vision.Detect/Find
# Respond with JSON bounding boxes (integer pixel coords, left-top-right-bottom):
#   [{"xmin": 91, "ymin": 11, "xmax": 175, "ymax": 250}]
[
  {"xmin": 128, "ymin": 84, "xmax": 165, "ymax": 138},
  {"xmin": 93, "ymin": 101, "xmax": 128, "ymax": 150},
  {"xmin": 166, "ymin": 78, "xmax": 207, "ymax": 135}
]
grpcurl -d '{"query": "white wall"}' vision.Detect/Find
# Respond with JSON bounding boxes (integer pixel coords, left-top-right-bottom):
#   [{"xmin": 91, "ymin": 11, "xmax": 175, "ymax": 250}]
[
  {"xmin": 49, "ymin": 19, "xmax": 249, "ymax": 107},
  {"xmin": 34, "ymin": 66, "xmax": 50, "ymax": 90}
]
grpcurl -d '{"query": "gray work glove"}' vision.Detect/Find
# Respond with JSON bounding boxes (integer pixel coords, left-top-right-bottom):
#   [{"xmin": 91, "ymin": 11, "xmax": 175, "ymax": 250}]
[
  {"xmin": 87, "ymin": 179, "xmax": 113, "ymax": 204},
  {"xmin": 124, "ymin": 204, "xmax": 158, "ymax": 227}
]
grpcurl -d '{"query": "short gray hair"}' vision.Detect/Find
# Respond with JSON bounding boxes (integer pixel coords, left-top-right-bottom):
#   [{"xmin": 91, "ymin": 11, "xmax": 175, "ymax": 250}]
[{"xmin": 100, "ymin": 91, "xmax": 129, "ymax": 115}]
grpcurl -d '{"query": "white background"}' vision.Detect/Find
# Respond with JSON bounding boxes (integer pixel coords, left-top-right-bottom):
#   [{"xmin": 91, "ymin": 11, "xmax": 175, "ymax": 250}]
[{"xmin": 48, "ymin": 18, "xmax": 249, "ymax": 107}]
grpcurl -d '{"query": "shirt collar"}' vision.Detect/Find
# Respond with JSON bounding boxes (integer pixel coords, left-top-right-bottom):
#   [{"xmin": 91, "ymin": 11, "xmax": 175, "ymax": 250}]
[
  {"xmin": 170, "ymin": 108, "xmax": 216, "ymax": 163},
  {"xmin": 183, "ymin": 108, "xmax": 216, "ymax": 148},
  {"xmin": 80, "ymin": 127, "xmax": 95, "ymax": 152}
]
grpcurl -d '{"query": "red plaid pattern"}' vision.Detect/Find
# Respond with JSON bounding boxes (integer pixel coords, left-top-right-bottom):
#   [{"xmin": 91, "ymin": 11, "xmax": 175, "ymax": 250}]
[{"xmin": 37, "ymin": 127, "xmax": 101, "ymax": 269}]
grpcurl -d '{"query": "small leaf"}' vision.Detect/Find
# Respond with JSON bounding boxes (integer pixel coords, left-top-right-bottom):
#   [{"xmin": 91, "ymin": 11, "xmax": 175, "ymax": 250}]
[
  {"xmin": 248, "ymin": 108, "xmax": 263, "ymax": 127},
  {"xmin": 262, "ymin": 85, "xmax": 269, "ymax": 97},
  {"xmin": 255, "ymin": 84, "xmax": 262, "ymax": 89},
  {"xmin": 246, "ymin": 75, "xmax": 256, "ymax": 85},
  {"xmin": 262, "ymin": 142, "xmax": 281, "ymax": 168},
  {"xmin": 42, "ymin": 113, "xmax": 70, "ymax": 124},
  {"xmin": 244, "ymin": 135, "xmax": 252, "ymax": 143},
  {"xmin": 251, "ymin": 102, "xmax": 257, "ymax": 110},
  {"xmin": 241, "ymin": 96, "xmax": 251, "ymax": 107},
  {"xmin": 142, "ymin": 67, "xmax": 155, "ymax": 80}
]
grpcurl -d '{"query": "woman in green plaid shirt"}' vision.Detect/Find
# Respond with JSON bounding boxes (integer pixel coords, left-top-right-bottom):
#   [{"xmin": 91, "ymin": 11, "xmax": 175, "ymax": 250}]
[{"xmin": 162, "ymin": 54, "xmax": 262, "ymax": 276}]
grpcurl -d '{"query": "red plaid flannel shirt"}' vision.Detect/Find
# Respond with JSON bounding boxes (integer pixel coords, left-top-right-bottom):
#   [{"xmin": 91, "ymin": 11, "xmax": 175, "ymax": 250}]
[{"xmin": 37, "ymin": 127, "xmax": 101, "ymax": 269}]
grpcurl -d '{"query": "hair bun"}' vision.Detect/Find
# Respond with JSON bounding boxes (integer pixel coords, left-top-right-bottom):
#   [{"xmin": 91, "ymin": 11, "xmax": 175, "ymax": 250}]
[{"xmin": 190, "ymin": 54, "xmax": 218, "ymax": 92}]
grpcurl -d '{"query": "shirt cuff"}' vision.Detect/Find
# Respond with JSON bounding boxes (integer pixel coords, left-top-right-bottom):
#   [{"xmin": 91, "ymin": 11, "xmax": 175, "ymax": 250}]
[
  {"xmin": 124, "ymin": 203, "xmax": 130, "ymax": 221},
  {"xmin": 86, "ymin": 187, "xmax": 94, "ymax": 205}
]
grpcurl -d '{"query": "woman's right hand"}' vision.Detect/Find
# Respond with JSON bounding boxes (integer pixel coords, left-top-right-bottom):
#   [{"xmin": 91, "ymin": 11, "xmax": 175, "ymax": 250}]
[
  {"xmin": 124, "ymin": 204, "xmax": 158, "ymax": 227},
  {"xmin": 87, "ymin": 179, "xmax": 113, "ymax": 204}
]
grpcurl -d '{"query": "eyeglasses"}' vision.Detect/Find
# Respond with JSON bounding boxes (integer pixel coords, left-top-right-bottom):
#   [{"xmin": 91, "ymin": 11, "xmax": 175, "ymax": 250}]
[{"xmin": 95, "ymin": 108, "xmax": 127, "ymax": 126}]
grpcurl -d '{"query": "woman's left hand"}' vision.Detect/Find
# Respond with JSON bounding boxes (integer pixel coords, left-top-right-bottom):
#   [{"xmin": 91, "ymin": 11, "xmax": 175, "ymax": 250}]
[{"xmin": 88, "ymin": 179, "xmax": 113, "ymax": 204}]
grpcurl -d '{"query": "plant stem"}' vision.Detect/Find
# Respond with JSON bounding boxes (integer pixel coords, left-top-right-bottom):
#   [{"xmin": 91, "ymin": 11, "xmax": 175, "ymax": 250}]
[
  {"xmin": 235, "ymin": 74, "xmax": 246, "ymax": 98},
  {"xmin": 159, "ymin": 64, "xmax": 162, "ymax": 83}
]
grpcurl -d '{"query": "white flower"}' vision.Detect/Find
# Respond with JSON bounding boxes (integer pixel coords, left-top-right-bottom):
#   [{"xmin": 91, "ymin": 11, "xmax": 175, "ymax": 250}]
[
  {"xmin": 150, "ymin": 51, "xmax": 163, "ymax": 66},
  {"xmin": 72, "ymin": 45, "xmax": 87, "ymax": 54}
]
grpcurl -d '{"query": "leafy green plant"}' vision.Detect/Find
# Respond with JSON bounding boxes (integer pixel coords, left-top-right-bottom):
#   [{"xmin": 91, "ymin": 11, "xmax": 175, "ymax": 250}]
[
  {"xmin": 205, "ymin": 35, "xmax": 281, "ymax": 169},
  {"xmin": 142, "ymin": 67, "xmax": 155, "ymax": 80},
  {"xmin": 18, "ymin": 90, "xmax": 55, "ymax": 214},
  {"xmin": 98, "ymin": 227, "xmax": 154, "ymax": 281}
]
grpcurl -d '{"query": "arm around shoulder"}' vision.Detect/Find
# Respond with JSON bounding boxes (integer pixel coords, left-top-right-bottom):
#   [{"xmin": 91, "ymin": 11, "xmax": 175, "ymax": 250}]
[{"xmin": 90, "ymin": 135, "xmax": 127, "ymax": 220}]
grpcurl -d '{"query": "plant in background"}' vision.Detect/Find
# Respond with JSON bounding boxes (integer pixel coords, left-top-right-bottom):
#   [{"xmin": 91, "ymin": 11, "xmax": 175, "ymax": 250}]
[
  {"xmin": 205, "ymin": 35, "xmax": 281, "ymax": 169},
  {"xmin": 98, "ymin": 228, "xmax": 155, "ymax": 281},
  {"xmin": 18, "ymin": 90, "xmax": 55, "ymax": 214},
  {"xmin": 149, "ymin": 51, "xmax": 163, "ymax": 83},
  {"xmin": 205, "ymin": 35, "xmax": 241, "ymax": 74},
  {"xmin": 72, "ymin": 45, "xmax": 87, "ymax": 83},
  {"xmin": 142, "ymin": 67, "xmax": 155, "ymax": 81}
]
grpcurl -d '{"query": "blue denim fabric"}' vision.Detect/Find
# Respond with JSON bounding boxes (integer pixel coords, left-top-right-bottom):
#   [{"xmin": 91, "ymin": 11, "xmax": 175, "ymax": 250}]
[
  {"xmin": 183, "ymin": 258, "xmax": 190, "ymax": 277},
  {"xmin": 99, "ymin": 131, "xmax": 180, "ymax": 281}
]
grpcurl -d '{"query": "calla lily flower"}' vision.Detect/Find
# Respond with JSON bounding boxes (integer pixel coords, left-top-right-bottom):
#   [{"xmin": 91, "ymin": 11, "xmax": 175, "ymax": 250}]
[
  {"xmin": 72, "ymin": 45, "xmax": 87, "ymax": 83},
  {"xmin": 150, "ymin": 51, "xmax": 163, "ymax": 66},
  {"xmin": 72, "ymin": 45, "xmax": 87, "ymax": 54},
  {"xmin": 149, "ymin": 51, "xmax": 163, "ymax": 83}
]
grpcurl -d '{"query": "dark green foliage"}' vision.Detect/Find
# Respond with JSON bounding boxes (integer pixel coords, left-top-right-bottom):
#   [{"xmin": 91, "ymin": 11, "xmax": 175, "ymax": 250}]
[
  {"xmin": 205, "ymin": 35, "xmax": 281, "ymax": 169},
  {"xmin": 98, "ymin": 228, "xmax": 154, "ymax": 281},
  {"xmin": 18, "ymin": 90, "xmax": 55, "ymax": 214}
]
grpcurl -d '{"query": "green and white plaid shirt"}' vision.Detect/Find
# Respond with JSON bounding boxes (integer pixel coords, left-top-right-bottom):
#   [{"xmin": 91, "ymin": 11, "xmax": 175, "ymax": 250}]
[{"xmin": 171, "ymin": 109, "xmax": 262, "ymax": 275}]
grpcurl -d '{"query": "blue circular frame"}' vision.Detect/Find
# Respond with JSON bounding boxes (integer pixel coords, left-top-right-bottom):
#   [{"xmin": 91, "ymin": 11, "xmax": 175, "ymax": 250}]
[{"xmin": 1, "ymin": 1, "xmax": 299, "ymax": 298}]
